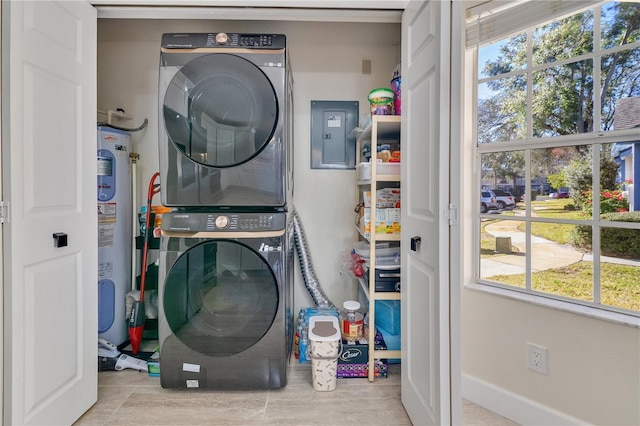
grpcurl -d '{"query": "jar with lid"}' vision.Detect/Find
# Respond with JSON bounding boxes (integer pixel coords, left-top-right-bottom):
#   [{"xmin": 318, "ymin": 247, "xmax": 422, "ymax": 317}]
[{"xmin": 339, "ymin": 301, "xmax": 364, "ymax": 342}]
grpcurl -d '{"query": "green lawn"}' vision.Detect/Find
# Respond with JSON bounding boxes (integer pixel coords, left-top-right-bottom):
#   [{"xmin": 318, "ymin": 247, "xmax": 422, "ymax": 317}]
[
  {"xmin": 482, "ymin": 197, "xmax": 639, "ymax": 313},
  {"xmin": 529, "ymin": 198, "xmax": 582, "ymax": 244},
  {"xmin": 489, "ymin": 262, "xmax": 640, "ymax": 311},
  {"xmin": 530, "ymin": 198, "xmax": 580, "ymax": 219},
  {"xmin": 481, "ymin": 218, "xmax": 512, "ymax": 257}
]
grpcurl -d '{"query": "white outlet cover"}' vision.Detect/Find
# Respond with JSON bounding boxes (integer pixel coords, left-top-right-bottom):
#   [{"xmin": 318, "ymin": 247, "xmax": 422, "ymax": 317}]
[{"xmin": 527, "ymin": 342, "xmax": 548, "ymax": 375}]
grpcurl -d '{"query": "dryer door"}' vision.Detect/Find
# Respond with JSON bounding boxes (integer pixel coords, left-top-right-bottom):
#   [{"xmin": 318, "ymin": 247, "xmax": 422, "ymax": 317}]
[
  {"xmin": 163, "ymin": 239, "xmax": 279, "ymax": 356},
  {"xmin": 163, "ymin": 53, "xmax": 278, "ymax": 168}
]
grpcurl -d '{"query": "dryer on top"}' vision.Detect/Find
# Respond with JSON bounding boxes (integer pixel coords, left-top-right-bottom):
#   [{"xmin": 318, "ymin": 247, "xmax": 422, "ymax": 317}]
[{"xmin": 159, "ymin": 33, "xmax": 291, "ymax": 210}]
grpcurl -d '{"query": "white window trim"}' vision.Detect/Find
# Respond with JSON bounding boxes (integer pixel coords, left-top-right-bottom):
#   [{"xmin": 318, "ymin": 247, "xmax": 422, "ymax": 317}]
[{"xmin": 464, "ymin": 0, "xmax": 640, "ymax": 322}]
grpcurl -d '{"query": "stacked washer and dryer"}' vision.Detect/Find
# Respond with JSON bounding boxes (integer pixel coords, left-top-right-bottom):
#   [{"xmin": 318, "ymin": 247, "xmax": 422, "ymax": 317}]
[{"xmin": 157, "ymin": 33, "xmax": 294, "ymax": 390}]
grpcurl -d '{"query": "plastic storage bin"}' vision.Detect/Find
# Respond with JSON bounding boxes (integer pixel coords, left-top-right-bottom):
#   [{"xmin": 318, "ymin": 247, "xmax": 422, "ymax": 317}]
[
  {"xmin": 352, "ymin": 241, "xmax": 400, "ymax": 259},
  {"xmin": 308, "ymin": 315, "xmax": 341, "ymax": 391},
  {"xmin": 375, "ymin": 300, "xmax": 401, "ymax": 335},
  {"xmin": 357, "ymin": 161, "xmax": 401, "ymax": 181}
]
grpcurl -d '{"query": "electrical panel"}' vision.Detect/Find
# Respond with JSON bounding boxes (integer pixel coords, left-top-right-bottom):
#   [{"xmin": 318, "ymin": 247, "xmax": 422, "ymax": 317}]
[{"xmin": 310, "ymin": 100, "xmax": 359, "ymax": 169}]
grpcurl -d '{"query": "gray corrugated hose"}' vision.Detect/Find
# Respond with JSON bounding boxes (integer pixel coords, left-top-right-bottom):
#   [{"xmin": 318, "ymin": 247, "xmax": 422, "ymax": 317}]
[{"xmin": 290, "ymin": 208, "xmax": 335, "ymax": 308}]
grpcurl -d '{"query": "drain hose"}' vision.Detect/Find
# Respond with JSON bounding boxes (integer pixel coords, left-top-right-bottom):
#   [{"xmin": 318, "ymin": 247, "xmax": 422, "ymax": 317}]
[{"xmin": 291, "ymin": 208, "xmax": 335, "ymax": 308}]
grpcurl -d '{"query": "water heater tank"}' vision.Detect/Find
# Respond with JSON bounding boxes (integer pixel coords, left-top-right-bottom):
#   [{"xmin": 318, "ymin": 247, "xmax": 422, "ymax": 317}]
[{"xmin": 97, "ymin": 126, "xmax": 132, "ymax": 346}]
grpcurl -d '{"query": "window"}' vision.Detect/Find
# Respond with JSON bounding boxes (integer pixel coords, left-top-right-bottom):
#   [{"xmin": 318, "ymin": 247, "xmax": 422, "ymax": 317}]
[{"xmin": 469, "ymin": 1, "xmax": 640, "ymax": 316}]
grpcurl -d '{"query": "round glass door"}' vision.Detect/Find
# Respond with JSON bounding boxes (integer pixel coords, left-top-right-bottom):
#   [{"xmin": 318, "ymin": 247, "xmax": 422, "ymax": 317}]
[
  {"xmin": 163, "ymin": 240, "xmax": 279, "ymax": 356},
  {"xmin": 163, "ymin": 53, "xmax": 278, "ymax": 168}
]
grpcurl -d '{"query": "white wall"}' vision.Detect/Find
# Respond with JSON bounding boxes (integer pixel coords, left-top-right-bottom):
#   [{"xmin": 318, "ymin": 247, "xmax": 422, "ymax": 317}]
[
  {"xmin": 97, "ymin": 19, "xmax": 401, "ymax": 313},
  {"xmin": 461, "ymin": 290, "xmax": 640, "ymax": 425}
]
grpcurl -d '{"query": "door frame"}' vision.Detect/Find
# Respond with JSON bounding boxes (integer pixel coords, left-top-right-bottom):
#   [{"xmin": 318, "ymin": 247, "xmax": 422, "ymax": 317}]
[
  {"xmin": 449, "ymin": 1, "xmax": 463, "ymax": 423},
  {"xmin": 0, "ymin": 4, "xmax": 4, "ymax": 417}
]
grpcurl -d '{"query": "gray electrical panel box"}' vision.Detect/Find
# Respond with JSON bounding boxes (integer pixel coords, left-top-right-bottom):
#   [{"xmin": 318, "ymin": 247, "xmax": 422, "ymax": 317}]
[{"xmin": 310, "ymin": 100, "xmax": 359, "ymax": 169}]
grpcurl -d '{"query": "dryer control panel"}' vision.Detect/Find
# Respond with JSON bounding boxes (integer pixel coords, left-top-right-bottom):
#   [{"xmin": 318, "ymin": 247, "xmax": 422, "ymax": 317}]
[
  {"xmin": 162, "ymin": 33, "xmax": 286, "ymax": 49},
  {"xmin": 162, "ymin": 212, "xmax": 286, "ymax": 232}
]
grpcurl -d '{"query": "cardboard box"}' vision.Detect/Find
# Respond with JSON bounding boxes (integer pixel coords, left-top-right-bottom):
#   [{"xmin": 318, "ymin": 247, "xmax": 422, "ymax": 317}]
[
  {"xmin": 363, "ymin": 207, "xmax": 401, "ymax": 223},
  {"xmin": 363, "ymin": 188, "xmax": 401, "ymax": 208},
  {"xmin": 360, "ymin": 215, "xmax": 401, "ymax": 236},
  {"xmin": 337, "ymin": 330, "xmax": 388, "ymax": 378},
  {"xmin": 366, "ymin": 268, "xmax": 401, "ymax": 293}
]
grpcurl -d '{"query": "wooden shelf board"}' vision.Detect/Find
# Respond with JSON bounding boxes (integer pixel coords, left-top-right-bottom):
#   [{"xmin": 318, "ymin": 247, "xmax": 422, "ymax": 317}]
[
  {"xmin": 357, "ymin": 174, "xmax": 400, "ymax": 185},
  {"xmin": 375, "ymin": 349, "xmax": 401, "ymax": 359},
  {"xmin": 372, "ymin": 292, "xmax": 401, "ymax": 301}
]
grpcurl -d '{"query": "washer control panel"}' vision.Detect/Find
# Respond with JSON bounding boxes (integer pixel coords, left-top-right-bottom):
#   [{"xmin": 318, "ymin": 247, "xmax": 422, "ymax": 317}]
[
  {"xmin": 162, "ymin": 33, "xmax": 286, "ymax": 49},
  {"xmin": 162, "ymin": 212, "xmax": 286, "ymax": 232}
]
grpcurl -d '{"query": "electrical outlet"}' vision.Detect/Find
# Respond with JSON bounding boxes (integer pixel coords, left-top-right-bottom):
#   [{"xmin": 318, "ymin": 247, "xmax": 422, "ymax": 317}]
[{"xmin": 527, "ymin": 342, "xmax": 548, "ymax": 375}]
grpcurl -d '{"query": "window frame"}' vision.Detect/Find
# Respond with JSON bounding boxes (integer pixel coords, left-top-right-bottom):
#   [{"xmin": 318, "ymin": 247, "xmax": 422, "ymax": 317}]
[{"xmin": 468, "ymin": 0, "xmax": 640, "ymax": 319}]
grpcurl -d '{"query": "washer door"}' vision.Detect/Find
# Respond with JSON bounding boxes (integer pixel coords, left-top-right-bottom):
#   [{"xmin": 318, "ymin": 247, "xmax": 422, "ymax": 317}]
[
  {"xmin": 163, "ymin": 53, "xmax": 278, "ymax": 168},
  {"xmin": 163, "ymin": 240, "xmax": 279, "ymax": 357}
]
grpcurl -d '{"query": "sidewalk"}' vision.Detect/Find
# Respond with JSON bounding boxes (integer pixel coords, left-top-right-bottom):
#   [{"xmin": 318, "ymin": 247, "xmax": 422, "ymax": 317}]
[{"xmin": 481, "ymin": 219, "xmax": 640, "ymax": 278}]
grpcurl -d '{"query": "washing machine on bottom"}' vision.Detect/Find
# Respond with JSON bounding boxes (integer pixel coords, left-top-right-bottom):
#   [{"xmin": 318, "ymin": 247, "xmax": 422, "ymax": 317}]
[{"xmin": 158, "ymin": 211, "xmax": 294, "ymax": 389}]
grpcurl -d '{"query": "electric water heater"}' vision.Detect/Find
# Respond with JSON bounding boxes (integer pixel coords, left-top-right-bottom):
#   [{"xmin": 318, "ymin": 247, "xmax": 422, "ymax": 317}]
[{"xmin": 97, "ymin": 126, "xmax": 132, "ymax": 346}]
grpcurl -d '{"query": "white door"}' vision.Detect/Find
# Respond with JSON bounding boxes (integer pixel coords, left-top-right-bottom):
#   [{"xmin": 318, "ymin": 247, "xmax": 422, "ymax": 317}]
[
  {"xmin": 401, "ymin": 1, "xmax": 452, "ymax": 424},
  {"xmin": 3, "ymin": 1, "xmax": 97, "ymax": 424}
]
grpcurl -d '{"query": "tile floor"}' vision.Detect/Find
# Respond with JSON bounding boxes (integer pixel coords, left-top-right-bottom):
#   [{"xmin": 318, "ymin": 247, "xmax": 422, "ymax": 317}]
[{"xmin": 75, "ymin": 350, "xmax": 518, "ymax": 426}]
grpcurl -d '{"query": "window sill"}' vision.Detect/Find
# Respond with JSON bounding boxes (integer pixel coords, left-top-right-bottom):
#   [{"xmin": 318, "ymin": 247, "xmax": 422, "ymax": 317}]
[{"xmin": 465, "ymin": 282, "xmax": 640, "ymax": 329}]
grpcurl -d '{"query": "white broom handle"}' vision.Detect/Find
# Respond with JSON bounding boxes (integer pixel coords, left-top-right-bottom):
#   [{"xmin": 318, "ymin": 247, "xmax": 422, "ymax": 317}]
[{"xmin": 130, "ymin": 156, "xmax": 138, "ymax": 292}]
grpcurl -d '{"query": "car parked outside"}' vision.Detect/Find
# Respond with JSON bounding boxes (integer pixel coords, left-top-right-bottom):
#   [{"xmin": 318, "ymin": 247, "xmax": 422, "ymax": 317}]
[
  {"xmin": 491, "ymin": 189, "xmax": 516, "ymax": 209},
  {"xmin": 481, "ymin": 190, "xmax": 499, "ymax": 213},
  {"xmin": 550, "ymin": 188, "xmax": 570, "ymax": 198}
]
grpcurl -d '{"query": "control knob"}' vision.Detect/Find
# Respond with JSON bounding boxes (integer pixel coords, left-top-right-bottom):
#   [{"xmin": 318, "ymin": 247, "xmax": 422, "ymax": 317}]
[
  {"xmin": 215, "ymin": 215, "xmax": 229, "ymax": 229},
  {"xmin": 215, "ymin": 32, "xmax": 229, "ymax": 45}
]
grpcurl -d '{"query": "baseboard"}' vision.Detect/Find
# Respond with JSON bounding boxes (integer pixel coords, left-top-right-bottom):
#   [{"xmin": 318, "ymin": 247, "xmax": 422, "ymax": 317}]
[{"xmin": 462, "ymin": 373, "xmax": 589, "ymax": 425}]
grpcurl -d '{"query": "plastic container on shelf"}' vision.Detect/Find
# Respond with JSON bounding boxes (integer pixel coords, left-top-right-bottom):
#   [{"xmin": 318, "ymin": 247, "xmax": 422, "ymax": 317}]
[
  {"xmin": 363, "ymin": 255, "xmax": 401, "ymax": 270},
  {"xmin": 391, "ymin": 63, "xmax": 401, "ymax": 115},
  {"xmin": 357, "ymin": 161, "xmax": 401, "ymax": 180},
  {"xmin": 368, "ymin": 88, "xmax": 394, "ymax": 116},
  {"xmin": 308, "ymin": 315, "xmax": 341, "ymax": 391},
  {"xmin": 375, "ymin": 300, "xmax": 401, "ymax": 335},
  {"xmin": 339, "ymin": 301, "xmax": 364, "ymax": 342},
  {"xmin": 352, "ymin": 241, "xmax": 400, "ymax": 259}
]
